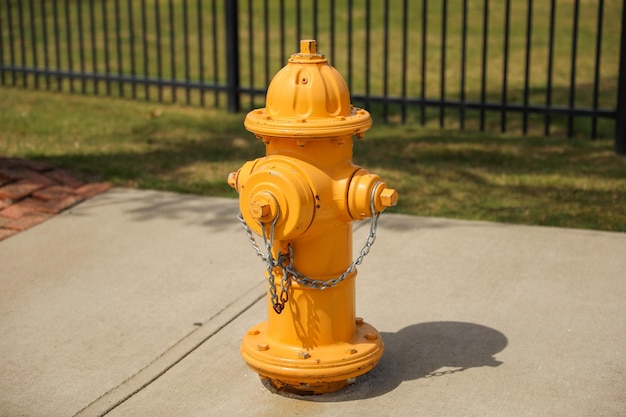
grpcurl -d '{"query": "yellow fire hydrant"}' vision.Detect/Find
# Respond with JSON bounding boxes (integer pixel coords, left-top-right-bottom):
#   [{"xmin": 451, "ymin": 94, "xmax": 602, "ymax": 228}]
[{"xmin": 228, "ymin": 40, "xmax": 398, "ymax": 394}]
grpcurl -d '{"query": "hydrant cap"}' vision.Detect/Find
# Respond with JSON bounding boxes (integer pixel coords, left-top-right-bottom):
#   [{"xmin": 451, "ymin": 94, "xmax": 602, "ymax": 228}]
[{"xmin": 244, "ymin": 40, "xmax": 372, "ymax": 139}]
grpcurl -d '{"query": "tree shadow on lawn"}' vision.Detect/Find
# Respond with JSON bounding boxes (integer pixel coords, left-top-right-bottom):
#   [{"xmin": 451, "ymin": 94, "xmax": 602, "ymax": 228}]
[
  {"xmin": 26, "ymin": 118, "xmax": 625, "ymax": 230},
  {"xmin": 356, "ymin": 128, "xmax": 622, "ymax": 180}
]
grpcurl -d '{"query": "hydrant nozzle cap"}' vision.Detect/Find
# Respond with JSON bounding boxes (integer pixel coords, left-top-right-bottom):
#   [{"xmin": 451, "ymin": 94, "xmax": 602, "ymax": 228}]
[{"xmin": 244, "ymin": 39, "xmax": 372, "ymax": 139}]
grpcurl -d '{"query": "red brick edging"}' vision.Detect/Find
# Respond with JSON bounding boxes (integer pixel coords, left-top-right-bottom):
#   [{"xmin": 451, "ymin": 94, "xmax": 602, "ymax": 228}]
[{"xmin": 0, "ymin": 158, "xmax": 112, "ymax": 241}]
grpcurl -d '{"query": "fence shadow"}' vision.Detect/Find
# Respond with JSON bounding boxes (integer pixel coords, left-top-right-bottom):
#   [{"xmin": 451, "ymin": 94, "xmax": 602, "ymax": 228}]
[{"xmin": 269, "ymin": 321, "xmax": 508, "ymax": 402}]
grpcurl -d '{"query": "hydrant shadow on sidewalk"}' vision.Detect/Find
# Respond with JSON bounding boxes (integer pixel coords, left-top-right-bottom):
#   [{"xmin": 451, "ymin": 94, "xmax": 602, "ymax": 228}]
[{"xmin": 268, "ymin": 321, "xmax": 508, "ymax": 402}]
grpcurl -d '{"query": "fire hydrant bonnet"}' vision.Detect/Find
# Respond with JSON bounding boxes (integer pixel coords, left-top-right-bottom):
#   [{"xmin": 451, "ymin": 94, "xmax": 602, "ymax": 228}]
[{"xmin": 244, "ymin": 40, "xmax": 372, "ymax": 138}]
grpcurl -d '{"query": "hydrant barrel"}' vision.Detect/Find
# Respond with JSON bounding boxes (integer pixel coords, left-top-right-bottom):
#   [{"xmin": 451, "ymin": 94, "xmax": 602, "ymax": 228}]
[{"xmin": 230, "ymin": 40, "xmax": 397, "ymax": 395}]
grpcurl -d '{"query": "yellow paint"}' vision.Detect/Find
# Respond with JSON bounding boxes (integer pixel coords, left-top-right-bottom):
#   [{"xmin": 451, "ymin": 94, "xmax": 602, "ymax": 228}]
[{"xmin": 229, "ymin": 40, "xmax": 397, "ymax": 395}]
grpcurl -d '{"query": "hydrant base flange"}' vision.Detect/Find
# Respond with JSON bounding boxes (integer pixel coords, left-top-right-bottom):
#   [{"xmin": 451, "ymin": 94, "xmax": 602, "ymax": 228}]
[{"xmin": 241, "ymin": 320, "xmax": 384, "ymax": 395}]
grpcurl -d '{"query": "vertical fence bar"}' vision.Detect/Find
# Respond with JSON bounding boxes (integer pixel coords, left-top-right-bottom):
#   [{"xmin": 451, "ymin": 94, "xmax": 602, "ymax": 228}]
[
  {"xmin": 77, "ymin": 0, "xmax": 85, "ymax": 93},
  {"xmin": 365, "ymin": 0, "xmax": 370, "ymax": 109},
  {"xmin": 225, "ymin": 0, "xmax": 240, "ymax": 112},
  {"xmin": 501, "ymin": 0, "xmax": 511, "ymax": 132},
  {"xmin": 6, "ymin": 0, "xmax": 17, "ymax": 86},
  {"xmin": 102, "ymin": 0, "xmax": 111, "ymax": 95},
  {"xmin": 42, "ymin": 0, "xmax": 51, "ymax": 90},
  {"xmin": 615, "ymin": 0, "xmax": 626, "ymax": 155},
  {"xmin": 6, "ymin": 1, "xmax": 15, "ymax": 86},
  {"xmin": 380, "ymin": 3, "xmax": 390, "ymax": 113},
  {"xmin": 545, "ymin": 0, "xmax": 556, "ymax": 136},
  {"xmin": 313, "ymin": 0, "xmax": 318, "ymax": 40},
  {"xmin": 420, "ymin": 0, "xmax": 427, "ymax": 125},
  {"xmin": 0, "ymin": 5, "xmax": 5, "ymax": 86},
  {"xmin": 17, "ymin": 0, "xmax": 27, "ymax": 87},
  {"xmin": 522, "ymin": 0, "xmax": 533, "ymax": 134},
  {"xmin": 591, "ymin": 0, "xmax": 604, "ymax": 140},
  {"xmin": 460, "ymin": 0, "xmax": 468, "ymax": 129},
  {"xmin": 480, "ymin": 0, "xmax": 489, "ymax": 131},
  {"xmin": 401, "ymin": 0, "xmax": 408, "ymax": 123},
  {"xmin": 279, "ymin": 0, "xmax": 285, "ymax": 64},
  {"xmin": 347, "ymin": 0, "xmax": 353, "ymax": 91},
  {"xmin": 296, "ymin": 0, "xmax": 301, "ymax": 45},
  {"xmin": 211, "ymin": 0, "xmax": 219, "ymax": 106},
  {"xmin": 141, "ymin": 0, "xmax": 149, "ymax": 100},
  {"xmin": 247, "ymin": 0, "xmax": 254, "ymax": 107},
  {"xmin": 568, "ymin": 0, "xmax": 580, "ymax": 137},
  {"xmin": 155, "ymin": 0, "xmax": 163, "ymax": 102},
  {"xmin": 263, "ymin": 0, "xmax": 269, "ymax": 87},
  {"xmin": 128, "ymin": 0, "xmax": 137, "ymax": 99},
  {"xmin": 197, "ymin": 0, "xmax": 205, "ymax": 106},
  {"xmin": 89, "ymin": 0, "xmax": 97, "ymax": 94},
  {"xmin": 440, "ymin": 0, "xmax": 447, "ymax": 127},
  {"xmin": 114, "ymin": 1, "xmax": 121, "ymax": 93},
  {"xmin": 29, "ymin": 0, "xmax": 39, "ymax": 89},
  {"xmin": 329, "ymin": 0, "xmax": 335, "ymax": 65},
  {"xmin": 64, "ymin": 0, "xmax": 73, "ymax": 92},
  {"xmin": 168, "ymin": 0, "xmax": 176, "ymax": 103},
  {"xmin": 52, "ymin": 0, "xmax": 61, "ymax": 90},
  {"xmin": 183, "ymin": 0, "xmax": 190, "ymax": 104}
]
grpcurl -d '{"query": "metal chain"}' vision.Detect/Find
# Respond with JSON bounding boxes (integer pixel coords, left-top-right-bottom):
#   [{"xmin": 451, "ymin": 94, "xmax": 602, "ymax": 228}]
[
  {"xmin": 237, "ymin": 182, "xmax": 383, "ymax": 311},
  {"xmin": 284, "ymin": 206, "xmax": 379, "ymax": 290},
  {"xmin": 258, "ymin": 207, "xmax": 290, "ymax": 313}
]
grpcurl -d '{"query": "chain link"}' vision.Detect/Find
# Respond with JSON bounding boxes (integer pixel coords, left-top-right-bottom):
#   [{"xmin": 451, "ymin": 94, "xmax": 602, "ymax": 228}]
[{"xmin": 237, "ymin": 182, "xmax": 383, "ymax": 312}]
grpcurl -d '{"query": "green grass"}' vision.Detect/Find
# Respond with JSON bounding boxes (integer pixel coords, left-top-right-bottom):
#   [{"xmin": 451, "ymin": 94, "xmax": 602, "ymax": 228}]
[
  {"xmin": 1, "ymin": 0, "xmax": 621, "ymax": 138},
  {"xmin": 1, "ymin": 87, "xmax": 624, "ymax": 232}
]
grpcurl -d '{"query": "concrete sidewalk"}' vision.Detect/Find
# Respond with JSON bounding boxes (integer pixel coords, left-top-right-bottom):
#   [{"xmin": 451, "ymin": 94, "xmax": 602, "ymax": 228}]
[{"xmin": 1, "ymin": 188, "xmax": 624, "ymax": 417}]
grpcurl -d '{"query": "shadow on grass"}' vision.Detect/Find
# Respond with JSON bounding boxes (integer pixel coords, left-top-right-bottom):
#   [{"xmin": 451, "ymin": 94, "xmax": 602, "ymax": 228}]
[
  {"xmin": 31, "ymin": 115, "xmax": 266, "ymax": 198},
  {"xmin": 358, "ymin": 128, "xmax": 623, "ymax": 179},
  {"xmin": 356, "ymin": 128, "xmax": 625, "ymax": 230},
  {"xmin": 16, "ymin": 101, "xmax": 624, "ymax": 231}
]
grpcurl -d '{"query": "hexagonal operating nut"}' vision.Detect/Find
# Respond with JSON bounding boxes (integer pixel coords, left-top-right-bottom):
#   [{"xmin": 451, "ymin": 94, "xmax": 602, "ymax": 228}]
[
  {"xmin": 248, "ymin": 192, "xmax": 278, "ymax": 222},
  {"xmin": 380, "ymin": 188, "xmax": 398, "ymax": 207}
]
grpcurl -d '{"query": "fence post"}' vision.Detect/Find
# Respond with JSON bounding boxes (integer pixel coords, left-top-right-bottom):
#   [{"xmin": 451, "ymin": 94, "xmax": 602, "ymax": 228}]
[
  {"xmin": 616, "ymin": 0, "xmax": 626, "ymax": 155},
  {"xmin": 225, "ymin": 0, "xmax": 240, "ymax": 113}
]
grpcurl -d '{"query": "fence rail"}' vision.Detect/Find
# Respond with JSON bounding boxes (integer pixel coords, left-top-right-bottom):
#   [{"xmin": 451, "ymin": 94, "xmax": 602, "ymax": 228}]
[{"xmin": 1, "ymin": 0, "xmax": 625, "ymax": 153}]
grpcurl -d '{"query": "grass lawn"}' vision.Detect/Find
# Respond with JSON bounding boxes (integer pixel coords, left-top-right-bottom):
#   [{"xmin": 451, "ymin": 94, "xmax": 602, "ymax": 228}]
[
  {"xmin": 1, "ymin": 86, "xmax": 624, "ymax": 232},
  {"xmin": 1, "ymin": 0, "xmax": 620, "ymax": 138}
]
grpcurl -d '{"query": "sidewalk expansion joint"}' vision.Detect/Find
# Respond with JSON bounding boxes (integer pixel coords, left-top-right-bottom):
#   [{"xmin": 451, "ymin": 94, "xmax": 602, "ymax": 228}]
[{"xmin": 72, "ymin": 285, "xmax": 266, "ymax": 417}]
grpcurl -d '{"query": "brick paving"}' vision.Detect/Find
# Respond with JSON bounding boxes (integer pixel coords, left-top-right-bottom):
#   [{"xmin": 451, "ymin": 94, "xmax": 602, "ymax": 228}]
[{"xmin": 0, "ymin": 157, "xmax": 112, "ymax": 241}]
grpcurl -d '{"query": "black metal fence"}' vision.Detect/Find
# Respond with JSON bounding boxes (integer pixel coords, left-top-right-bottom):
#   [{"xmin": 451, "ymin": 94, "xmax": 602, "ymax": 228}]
[{"xmin": 1, "ymin": 0, "xmax": 625, "ymax": 153}]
